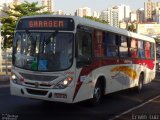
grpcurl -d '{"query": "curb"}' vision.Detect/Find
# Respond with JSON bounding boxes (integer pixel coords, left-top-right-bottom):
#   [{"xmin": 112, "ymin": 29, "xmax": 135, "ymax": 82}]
[
  {"xmin": 0, "ymin": 75, "xmax": 10, "ymax": 82},
  {"xmin": 153, "ymin": 79, "xmax": 160, "ymax": 82},
  {"xmin": 0, "ymin": 84, "xmax": 9, "ymax": 88},
  {"xmin": 0, "ymin": 75, "xmax": 10, "ymax": 86}
]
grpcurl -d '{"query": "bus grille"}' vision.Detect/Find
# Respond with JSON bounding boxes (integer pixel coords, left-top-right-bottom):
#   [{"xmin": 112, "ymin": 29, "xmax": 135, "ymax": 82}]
[
  {"xmin": 20, "ymin": 73, "xmax": 58, "ymax": 81},
  {"xmin": 25, "ymin": 82, "xmax": 52, "ymax": 88},
  {"xmin": 26, "ymin": 88, "xmax": 48, "ymax": 95}
]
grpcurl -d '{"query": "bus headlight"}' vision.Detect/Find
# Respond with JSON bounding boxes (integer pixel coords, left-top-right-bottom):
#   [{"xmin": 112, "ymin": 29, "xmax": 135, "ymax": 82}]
[
  {"xmin": 53, "ymin": 76, "xmax": 73, "ymax": 89},
  {"xmin": 11, "ymin": 74, "xmax": 16, "ymax": 80},
  {"xmin": 11, "ymin": 73, "xmax": 24, "ymax": 85}
]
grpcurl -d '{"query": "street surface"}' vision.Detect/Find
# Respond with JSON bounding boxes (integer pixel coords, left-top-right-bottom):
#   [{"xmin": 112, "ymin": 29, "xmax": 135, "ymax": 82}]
[{"xmin": 0, "ymin": 75, "xmax": 160, "ymax": 120}]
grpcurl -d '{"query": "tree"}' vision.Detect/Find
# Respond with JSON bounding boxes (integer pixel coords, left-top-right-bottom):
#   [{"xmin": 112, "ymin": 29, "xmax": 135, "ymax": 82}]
[
  {"xmin": 0, "ymin": 1, "xmax": 52, "ymax": 48},
  {"xmin": 127, "ymin": 23, "xmax": 136, "ymax": 32},
  {"xmin": 84, "ymin": 16, "xmax": 109, "ymax": 24},
  {"xmin": 155, "ymin": 38, "xmax": 160, "ymax": 43}
]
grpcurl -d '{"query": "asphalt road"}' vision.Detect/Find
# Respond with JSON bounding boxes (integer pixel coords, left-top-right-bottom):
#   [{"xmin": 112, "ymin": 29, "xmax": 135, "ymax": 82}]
[
  {"xmin": 0, "ymin": 80, "xmax": 160, "ymax": 120},
  {"xmin": 115, "ymin": 95, "xmax": 160, "ymax": 120}
]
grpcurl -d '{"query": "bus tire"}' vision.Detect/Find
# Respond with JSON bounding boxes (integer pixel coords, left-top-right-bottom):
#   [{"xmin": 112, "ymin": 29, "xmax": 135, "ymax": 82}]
[
  {"xmin": 90, "ymin": 81, "xmax": 103, "ymax": 106},
  {"xmin": 136, "ymin": 73, "xmax": 144, "ymax": 93}
]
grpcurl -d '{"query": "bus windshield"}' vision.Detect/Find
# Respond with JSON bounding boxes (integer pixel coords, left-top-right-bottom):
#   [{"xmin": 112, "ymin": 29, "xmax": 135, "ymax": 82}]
[{"xmin": 13, "ymin": 31, "xmax": 73, "ymax": 71}]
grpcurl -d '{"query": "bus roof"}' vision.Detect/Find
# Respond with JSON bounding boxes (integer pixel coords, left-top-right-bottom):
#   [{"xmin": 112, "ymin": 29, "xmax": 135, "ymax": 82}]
[{"xmin": 20, "ymin": 15, "xmax": 155, "ymax": 43}]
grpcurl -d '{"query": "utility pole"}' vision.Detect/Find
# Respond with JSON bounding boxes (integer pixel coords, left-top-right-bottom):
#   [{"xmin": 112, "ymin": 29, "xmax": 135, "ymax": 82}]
[
  {"xmin": 4, "ymin": 33, "xmax": 8, "ymax": 75},
  {"xmin": 0, "ymin": 22, "xmax": 2, "ymax": 73}
]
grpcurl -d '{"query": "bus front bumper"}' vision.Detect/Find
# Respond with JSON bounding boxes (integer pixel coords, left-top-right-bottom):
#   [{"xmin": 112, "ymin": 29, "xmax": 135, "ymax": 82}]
[{"xmin": 10, "ymin": 80, "xmax": 74, "ymax": 103}]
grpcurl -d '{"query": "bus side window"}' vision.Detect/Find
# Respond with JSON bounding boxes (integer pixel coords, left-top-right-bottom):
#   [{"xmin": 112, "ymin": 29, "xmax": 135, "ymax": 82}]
[
  {"xmin": 130, "ymin": 38, "xmax": 138, "ymax": 58},
  {"xmin": 76, "ymin": 31, "xmax": 92, "ymax": 66},
  {"xmin": 94, "ymin": 30, "xmax": 104, "ymax": 57},
  {"xmin": 151, "ymin": 43, "xmax": 155, "ymax": 59},
  {"xmin": 119, "ymin": 36, "xmax": 129, "ymax": 58},
  {"xmin": 145, "ymin": 42, "xmax": 151, "ymax": 59},
  {"xmin": 104, "ymin": 32, "xmax": 118, "ymax": 57},
  {"xmin": 138, "ymin": 40, "xmax": 145, "ymax": 58}
]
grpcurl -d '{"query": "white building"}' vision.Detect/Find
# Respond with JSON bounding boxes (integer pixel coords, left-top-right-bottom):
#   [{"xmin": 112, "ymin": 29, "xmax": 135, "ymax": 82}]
[
  {"xmin": 0, "ymin": 2, "xmax": 4, "ymax": 11},
  {"xmin": 93, "ymin": 11, "xmax": 100, "ymax": 18},
  {"xmin": 130, "ymin": 11, "xmax": 137, "ymax": 22},
  {"xmin": 76, "ymin": 8, "xmax": 83, "ymax": 17},
  {"xmin": 41, "ymin": 0, "xmax": 54, "ymax": 12},
  {"xmin": 152, "ymin": 2, "xmax": 160, "ymax": 23},
  {"xmin": 118, "ymin": 4, "xmax": 131, "ymax": 22},
  {"xmin": 153, "ymin": 7, "xmax": 160, "ymax": 23},
  {"xmin": 137, "ymin": 8, "xmax": 145, "ymax": 23},
  {"xmin": 111, "ymin": 6, "xmax": 119, "ymax": 27},
  {"xmin": 75, "ymin": 7, "xmax": 91, "ymax": 17},
  {"xmin": 100, "ymin": 4, "xmax": 131, "ymax": 27},
  {"xmin": 144, "ymin": 0, "xmax": 156, "ymax": 22},
  {"xmin": 100, "ymin": 7, "xmax": 119, "ymax": 27},
  {"xmin": 100, "ymin": 8, "xmax": 111, "ymax": 25},
  {"xmin": 56, "ymin": 10, "xmax": 64, "ymax": 15}
]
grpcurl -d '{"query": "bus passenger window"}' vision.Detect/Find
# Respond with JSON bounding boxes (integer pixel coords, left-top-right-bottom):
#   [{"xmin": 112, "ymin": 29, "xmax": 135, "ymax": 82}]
[
  {"xmin": 76, "ymin": 31, "xmax": 92, "ymax": 62},
  {"xmin": 119, "ymin": 36, "xmax": 129, "ymax": 57},
  {"xmin": 104, "ymin": 32, "xmax": 118, "ymax": 57},
  {"xmin": 104, "ymin": 32, "xmax": 116, "ymax": 45},
  {"xmin": 151, "ymin": 43, "xmax": 155, "ymax": 59},
  {"xmin": 130, "ymin": 48, "xmax": 138, "ymax": 58},
  {"xmin": 107, "ymin": 47, "xmax": 118, "ymax": 57},
  {"xmin": 94, "ymin": 31, "xmax": 104, "ymax": 57},
  {"xmin": 119, "ymin": 47, "xmax": 129, "ymax": 57},
  {"xmin": 130, "ymin": 38, "xmax": 138, "ymax": 58},
  {"xmin": 145, "ymin": 42, "xmax": 151, "ymax": 59},
  {"xmin": 138, "ymin": 40, "xmax": 145, "ymax": 58}
]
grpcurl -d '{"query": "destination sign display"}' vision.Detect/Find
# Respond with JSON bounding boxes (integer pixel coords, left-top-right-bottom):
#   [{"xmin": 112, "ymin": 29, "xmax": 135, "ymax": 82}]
[{"xmin": 16, "ymin": 17, "xmax": 75, "ymax": 31}]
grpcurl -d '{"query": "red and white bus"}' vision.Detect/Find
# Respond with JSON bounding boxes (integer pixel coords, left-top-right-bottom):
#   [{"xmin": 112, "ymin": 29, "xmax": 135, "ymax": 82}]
[{"xmin": 10, "ymin": 15, "xmax": 156, "ymax": 105}]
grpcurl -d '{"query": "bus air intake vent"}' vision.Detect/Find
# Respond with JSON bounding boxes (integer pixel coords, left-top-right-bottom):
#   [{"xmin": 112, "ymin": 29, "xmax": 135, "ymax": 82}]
[
  {"xmin": 26, "ymin": 88, "xmax": 48, "ymax": 95},
  {"xmin": 20, "ymin": 73, "xmax": 58, "ymax": 81}
]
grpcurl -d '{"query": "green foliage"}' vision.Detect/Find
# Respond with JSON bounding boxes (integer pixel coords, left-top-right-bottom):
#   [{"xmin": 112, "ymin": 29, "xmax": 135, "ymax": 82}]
[
  {"xmin": 0, "ymin": 1, "xmax": 52, "ymax": 48},
  {"xmin": 155, "ymin": 38, "xmax": 160, "ymax": 43},
  {"xmin": 127, "ymin": 24, "xmax": 136, "ymax": 32},
  {"xmin": 84, "ymin": 16, "xmax": 109, "ymax": 24}
]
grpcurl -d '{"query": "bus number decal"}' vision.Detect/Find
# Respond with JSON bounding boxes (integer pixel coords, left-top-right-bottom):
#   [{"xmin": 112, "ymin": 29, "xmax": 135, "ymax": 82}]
[{"xmin": 80, "ymin": 76, "xmax": 87, "ymax": 82}]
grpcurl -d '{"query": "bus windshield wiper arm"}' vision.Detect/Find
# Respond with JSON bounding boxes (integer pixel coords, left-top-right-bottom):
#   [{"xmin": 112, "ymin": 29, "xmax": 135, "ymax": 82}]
[
  {"xmin": 25, "ymin": 29, "xmax": 32, "ymax": 39},
  {"xmin": 45, "ymin": 30, "xmax": 58, "ymax": 45}
]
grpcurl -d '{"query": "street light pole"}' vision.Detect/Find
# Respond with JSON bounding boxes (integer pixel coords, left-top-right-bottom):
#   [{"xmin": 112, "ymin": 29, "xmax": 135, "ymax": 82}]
[{"xmin": 0, "ymin": 21, "xmax": 2, "ymax": 73}]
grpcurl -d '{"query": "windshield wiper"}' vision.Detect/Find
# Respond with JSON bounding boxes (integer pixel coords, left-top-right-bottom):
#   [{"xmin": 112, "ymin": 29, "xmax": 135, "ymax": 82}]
[
  {"xmin": 45, "ymin": 30, "xmax": 59, "ymax": 45},
  {"xmin": 25, "ymin": 29, "xmax": 33, "ymax": 40}
]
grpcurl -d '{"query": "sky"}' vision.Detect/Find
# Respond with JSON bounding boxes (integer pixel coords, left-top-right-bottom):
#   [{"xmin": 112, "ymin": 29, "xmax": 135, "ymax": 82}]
[{"xmin": 21, "ymin": 0, "xmax": 160, "ymax": 14}]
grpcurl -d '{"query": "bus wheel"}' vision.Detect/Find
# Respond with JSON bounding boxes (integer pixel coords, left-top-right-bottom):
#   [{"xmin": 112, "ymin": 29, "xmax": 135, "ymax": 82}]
[
  {"xmin": 90, "ymin": 81, "xmax": 102, "ymax": 106},
  {"xmin": 136, "ymin": 73, "xmax": 144, "ymax": 93}
]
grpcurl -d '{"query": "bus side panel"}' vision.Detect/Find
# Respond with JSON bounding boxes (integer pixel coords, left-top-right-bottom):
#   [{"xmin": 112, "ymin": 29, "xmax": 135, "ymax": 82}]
[
  {"xmin": 118, "ymin": 59, "xmax": 156, "ymax": 89},
  {"xmin": 73, "ymin": 58, "xmax": 156, "ymax": 103},
  {"xmin": 73, "ymin": 59, "xmax": 123, "ymax": 103}
]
